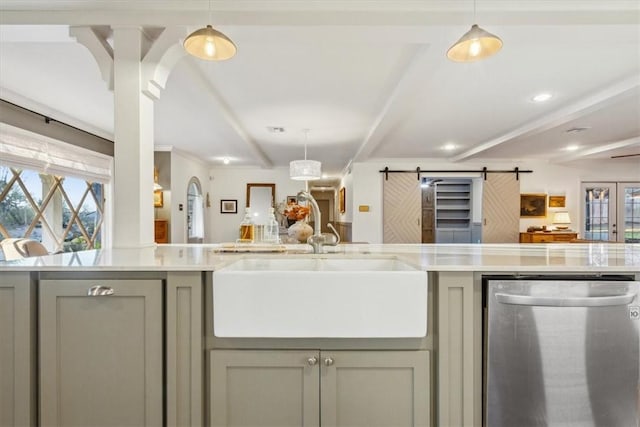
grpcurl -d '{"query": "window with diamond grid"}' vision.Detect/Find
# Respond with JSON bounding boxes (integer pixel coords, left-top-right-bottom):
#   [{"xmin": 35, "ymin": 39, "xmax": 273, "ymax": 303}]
[{"xmin": 0, "ymin": 165, "xmax": 104, "ymax": 260}]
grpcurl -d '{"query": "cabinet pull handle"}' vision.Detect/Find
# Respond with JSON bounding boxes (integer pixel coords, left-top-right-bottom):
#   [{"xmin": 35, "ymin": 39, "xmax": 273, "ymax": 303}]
[
  {"xmin": 307, "ymin": 357, "xmax": 318, "ymax": 366},
  {"xmin": 323, "ymin": 357, "xmax": 334, "ymax": 366},
  {"xmin": 87, "ymin": 285, "xmax": 115, "ymax": 296},
  {"xmin": 495, "ymin": 292, "xmax": 636, "ymax": 307}
]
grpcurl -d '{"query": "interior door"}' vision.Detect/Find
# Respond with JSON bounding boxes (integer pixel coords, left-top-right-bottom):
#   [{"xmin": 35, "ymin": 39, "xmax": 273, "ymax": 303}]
[
  {"xmin": 383, "ymin": 174, "xmax": 421, "ymax": 243},
  {"xmin": 317, "ymin": 199, "xmax": 330, "ymax": 233},
  {"xmin": 582, "ymin": 182, "xmax": 640, "ymax": 242},
  {"xmin": 482, "ymin": 174, "xmax": 520, "ymax": 243}
]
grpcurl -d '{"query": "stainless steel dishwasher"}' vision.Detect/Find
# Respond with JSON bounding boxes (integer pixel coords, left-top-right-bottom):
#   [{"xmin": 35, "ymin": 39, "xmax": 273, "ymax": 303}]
[{"xmin": 485, "ymin": 276, "xmax": 640, "ymax": 427}]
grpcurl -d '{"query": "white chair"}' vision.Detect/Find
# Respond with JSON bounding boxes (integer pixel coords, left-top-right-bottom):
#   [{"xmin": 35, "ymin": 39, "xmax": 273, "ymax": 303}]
[
  {"xmin": 0, "ymin": 238, "xmax": 50, "ymax": 260},
  {"xmin": 1, "ymin": 238, "xmax": 24, "ymax": 260},
  {"xmin": 17, "ymin": 239, "xmax": 50, "ymax": 257}
]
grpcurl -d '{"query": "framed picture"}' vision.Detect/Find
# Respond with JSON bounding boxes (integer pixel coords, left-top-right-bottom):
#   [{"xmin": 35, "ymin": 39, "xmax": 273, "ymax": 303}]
[
  {"xmin": 520, "ymin": 194, "xmax": 547, "ymax": 217},
  {"xmin": 287, "ymin": 196, "xmax": 297, "ymax": 205},
  {"xmin": 339, "ymin": 187, "xmax": 346, "ymax": 213},
  {"xmin": 220, "ymin": 199, "xmax": 237, "ymax": 214},
  {"xmin": 548, "ymin": 195, "xmax": 566, "ymax": 208},
  {"xmin": 153, "ymin": 190, "xmax": 163, "ymax": 208}
]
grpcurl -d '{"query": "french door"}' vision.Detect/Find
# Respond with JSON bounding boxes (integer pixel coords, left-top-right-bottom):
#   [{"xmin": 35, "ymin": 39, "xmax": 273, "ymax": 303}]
[{"xmin": 581, "ymin": 182, "xmax": 640, "ymax": 243}]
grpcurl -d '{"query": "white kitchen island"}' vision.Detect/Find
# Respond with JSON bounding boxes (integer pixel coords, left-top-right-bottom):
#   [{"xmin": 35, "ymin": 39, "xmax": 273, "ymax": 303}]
[{"xmin": 1, "ymin": 243, "xmax": 638, "ymax": 427}]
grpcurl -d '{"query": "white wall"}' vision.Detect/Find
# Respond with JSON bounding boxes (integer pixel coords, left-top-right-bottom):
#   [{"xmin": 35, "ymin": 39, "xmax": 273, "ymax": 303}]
[
  {"xmin": 169, "ymin": 150, "xmax": 211, "ymax": 243},
  {"xmin": 350, "ymin": 158, "xmax": 640, "ymax": 243},
  {"xmin": 208, "ymin": 167, "xmax": 311, "ymax": 243}
]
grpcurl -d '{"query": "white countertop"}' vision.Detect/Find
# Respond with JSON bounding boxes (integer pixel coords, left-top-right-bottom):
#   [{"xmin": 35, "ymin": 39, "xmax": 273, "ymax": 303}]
[{"xmin": 1, "ymin": 243, "xmax": 639, "ymax": 273}]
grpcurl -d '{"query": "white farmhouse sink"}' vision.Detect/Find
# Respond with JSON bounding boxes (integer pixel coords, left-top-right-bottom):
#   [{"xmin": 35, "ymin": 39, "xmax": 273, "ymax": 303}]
[{"xmin": 212, "ymin": 257, "xmax": 428, "ymax": 338}]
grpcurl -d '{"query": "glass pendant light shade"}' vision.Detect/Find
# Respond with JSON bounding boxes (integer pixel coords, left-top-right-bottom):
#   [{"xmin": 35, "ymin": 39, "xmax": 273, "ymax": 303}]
[
  {"xmin": 183, "ymin": 25, "xmax": 237, "ymax": 61},
  {"xmin": 447, "ymin": 24, "xmax": 502, "ymax": 62},
  {"xmin": 290, "ymin": 160, "xmax": 322, "ymax": 181}
]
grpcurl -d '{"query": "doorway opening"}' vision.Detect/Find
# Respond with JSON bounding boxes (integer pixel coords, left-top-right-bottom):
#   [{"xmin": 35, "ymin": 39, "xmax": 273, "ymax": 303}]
[{"xmin": 187, "ymin": 177, "xmax": 204, "ymax": 243}]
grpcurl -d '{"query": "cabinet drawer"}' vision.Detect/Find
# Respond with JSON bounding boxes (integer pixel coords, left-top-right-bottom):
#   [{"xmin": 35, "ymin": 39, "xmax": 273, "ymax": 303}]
[
  {"xmin": 525, "ymin": 233, "xmax": 577, "ymax": 243},
  {"xmin": 530, "ymin": 234, "xmax": 553, "ymax": 243},
  {"xmin": 553, "ymin": 234, "xmax": 575, "ymax": 241}
]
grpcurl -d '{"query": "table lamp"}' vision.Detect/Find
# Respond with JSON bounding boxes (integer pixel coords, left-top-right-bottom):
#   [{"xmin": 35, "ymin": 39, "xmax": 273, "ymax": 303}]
[{"xmin": 553, "ymin": 211, "xmax": 571, "ymax": 230}]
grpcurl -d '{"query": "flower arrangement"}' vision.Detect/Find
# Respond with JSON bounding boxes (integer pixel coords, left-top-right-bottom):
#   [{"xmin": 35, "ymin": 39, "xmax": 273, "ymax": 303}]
[{"xmin": 284, "ymin": 203, "xmax": 310, "ymax": 221}]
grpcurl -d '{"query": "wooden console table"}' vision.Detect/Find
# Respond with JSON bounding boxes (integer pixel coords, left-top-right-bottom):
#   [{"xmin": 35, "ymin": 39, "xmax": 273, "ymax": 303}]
[
  {"xmin": 154, "ymin": 219, "xmax": 169, "ymax": 243},
  {"xmin": 519, "ymin": 231, "xmax": 578, "ymax": 243}
]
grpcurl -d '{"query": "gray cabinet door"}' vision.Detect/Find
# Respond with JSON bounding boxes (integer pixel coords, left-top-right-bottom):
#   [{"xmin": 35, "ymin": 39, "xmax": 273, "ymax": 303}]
[
  {"xmin": 436, "ymin": 230, "xmax": 454, "ymax": 243},
  {"xmin": 209, "ymin": 350, "xmax": 319, "ymax": 427},
  {"xmin": 39, "ymin": 279, "xmax": 163, "ymax": 427},
  {"xmin": 0, "ymin": 273, "xmax": 36, "ymax": 427},
  {"xmin": 452, "ymin": 230, "xmax": 471, "ymax": 243},
  {"xmin": 321, "ymin": 350, "xmax": 430, "ymax": 427}
]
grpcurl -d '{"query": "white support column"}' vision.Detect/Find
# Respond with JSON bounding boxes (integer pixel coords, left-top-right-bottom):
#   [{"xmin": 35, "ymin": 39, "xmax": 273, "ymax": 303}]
[
  {"xmin": 73, "ymin": 25, "xmax": 187, "ymax": 248},
  {"xmin": 112, "ymin": 26, "xmax": 155, "ymax": 248}
]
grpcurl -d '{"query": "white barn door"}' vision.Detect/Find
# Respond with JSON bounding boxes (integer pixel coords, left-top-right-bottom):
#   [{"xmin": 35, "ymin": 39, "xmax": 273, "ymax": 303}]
[{"xmin": 383, "ymin": 174, "xmax": 421, "ymax": 243}]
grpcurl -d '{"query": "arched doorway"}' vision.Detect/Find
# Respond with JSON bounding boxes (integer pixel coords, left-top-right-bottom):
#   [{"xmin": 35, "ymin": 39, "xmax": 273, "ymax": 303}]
[{"xmin": 187, "ymin": 177, "xmax": 204, "ymax": 243}]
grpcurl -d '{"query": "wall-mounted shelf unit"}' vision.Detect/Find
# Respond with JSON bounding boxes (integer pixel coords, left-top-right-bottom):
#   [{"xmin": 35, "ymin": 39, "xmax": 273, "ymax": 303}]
[{"xmin": 435, "ymin": 180, "xmax": 472, "ymax": 243}]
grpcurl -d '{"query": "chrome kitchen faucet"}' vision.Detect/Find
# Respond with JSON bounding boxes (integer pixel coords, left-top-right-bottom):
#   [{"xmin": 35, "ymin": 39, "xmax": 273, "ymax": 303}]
[{"xmin": 296, "ymin": 190, "xmax": 340, "ymax": 253}]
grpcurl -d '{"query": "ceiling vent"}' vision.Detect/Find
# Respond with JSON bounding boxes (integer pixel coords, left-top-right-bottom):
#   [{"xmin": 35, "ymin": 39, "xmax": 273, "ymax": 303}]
[
  {"xmin": 565, "ymin": 127, "xmax": 590, "ymax": 134},
  {"xmin": 267, "ymin": 126, "xmax": 285, "ymax": 133}
]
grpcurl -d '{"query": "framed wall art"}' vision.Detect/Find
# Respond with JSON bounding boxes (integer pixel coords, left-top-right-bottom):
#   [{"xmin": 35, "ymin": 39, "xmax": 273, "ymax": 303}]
[
  {"xmin": 520, "ymin": 193, "xmax": 547, "ymax": 217},
  {"xmin": 339, "ymin": 187, "xmax": 346, "ymax": 213},
  {"xmin": 548, "ymin": 195, "xmax": 566, "ymax": 208},
  {"xmin": 153, "ymin": 190, "xmax": 163, "ymax": 208},
  {"xmin": 220, "ymin": 199, "xmax": 237, "ymax": 214}
]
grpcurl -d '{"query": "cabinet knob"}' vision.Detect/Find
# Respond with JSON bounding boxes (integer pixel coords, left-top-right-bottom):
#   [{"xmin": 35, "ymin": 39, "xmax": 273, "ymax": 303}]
[
  {"xmin": 307, "ymin": 356, "xmax": 318, "ymax": 366},
  {"xmin": 87, "ymin": 285, "xmax": 115, "ymax": 296},
  {"xmin": 323, "ymin": 357, "xmax": 334, "ymax": 366}
]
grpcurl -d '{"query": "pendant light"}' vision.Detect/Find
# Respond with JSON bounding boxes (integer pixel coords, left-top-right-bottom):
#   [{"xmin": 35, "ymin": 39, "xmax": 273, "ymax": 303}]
[
  {"xmin": 290, "ymin": 129, "xmax": 321, "ymax": 181},
  {"xmin": 183, "ymin": 0, "xmax": 236, "ymax": 61},
  {"xmin": 447, "ymin": 0, "xmax": 502, "ymax": 62}
]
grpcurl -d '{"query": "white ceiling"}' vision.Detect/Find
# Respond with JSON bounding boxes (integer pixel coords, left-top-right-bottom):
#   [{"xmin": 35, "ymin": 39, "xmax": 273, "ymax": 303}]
[{"xmin": 1, "ymin": 1, "xmax": 639, "ymax": 182}]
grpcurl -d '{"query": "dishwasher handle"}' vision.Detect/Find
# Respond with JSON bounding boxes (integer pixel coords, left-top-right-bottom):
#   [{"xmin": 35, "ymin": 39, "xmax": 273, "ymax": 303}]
[{"xmin": 495, "ymin": 292, "xmax": 637, "ymax": 307}]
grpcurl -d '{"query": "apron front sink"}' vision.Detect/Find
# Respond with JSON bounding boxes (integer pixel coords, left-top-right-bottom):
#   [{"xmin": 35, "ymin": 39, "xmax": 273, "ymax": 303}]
[{"xmin": 212, "ymin": 257, "xmax": 428, "ymax": 338}]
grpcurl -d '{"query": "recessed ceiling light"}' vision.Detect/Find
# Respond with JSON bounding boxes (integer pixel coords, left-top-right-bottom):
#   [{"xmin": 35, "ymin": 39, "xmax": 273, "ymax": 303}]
[
  {"xmin": 267, "ymin": 126, "xmax": 285, "ymax": 133},
  {"xmin": 565, "ymin": 144, "xmax": 579, "ymax": 151},
  {"xmin": 532, "ymin": 93, "xmax": 553, "ymax": 103},
  {"xmin": 442, "ymin": 143, "xmax": 457, "ymax": 151},
  {"xmin": 223, "ymin": 157, "xmax": 230, "ymax": 164}
]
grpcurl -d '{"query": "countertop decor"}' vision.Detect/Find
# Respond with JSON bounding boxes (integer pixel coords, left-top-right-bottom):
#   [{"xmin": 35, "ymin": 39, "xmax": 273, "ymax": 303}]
[{"xmin": 287, "ymin": 221, "xmax": 313, "ymax": 243}]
